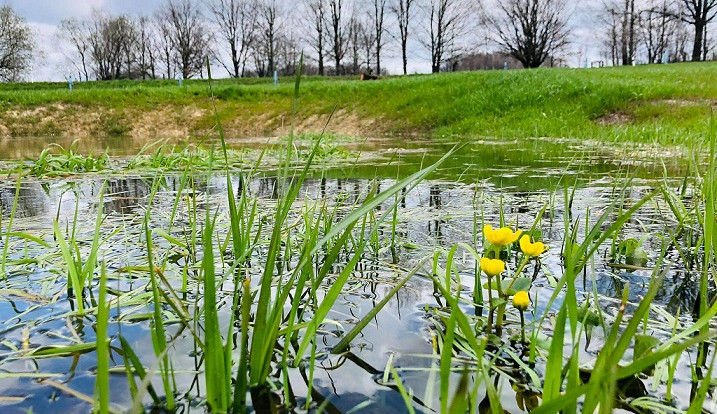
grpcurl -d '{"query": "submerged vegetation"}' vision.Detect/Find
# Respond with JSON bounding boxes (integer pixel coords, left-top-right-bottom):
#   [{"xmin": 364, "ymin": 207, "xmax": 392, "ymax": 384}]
[{"xmin": 0, "ymin": 65, "xmax": 715, "ymax": 414}]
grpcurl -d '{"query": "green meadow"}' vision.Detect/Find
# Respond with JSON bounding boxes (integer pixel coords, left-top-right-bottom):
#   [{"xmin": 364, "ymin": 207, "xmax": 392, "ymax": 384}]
[{"xmin": 0, "ymin": 62, "xmax": 715, "ymax": 144}]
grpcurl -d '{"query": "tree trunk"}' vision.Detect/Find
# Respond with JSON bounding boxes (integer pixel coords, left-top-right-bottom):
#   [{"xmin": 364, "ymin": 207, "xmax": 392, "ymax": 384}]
[
  {"xmin": 231, "ymin": 40, "xmax": 239, "ymax": 78},
  {"xmin": 318, "ymin": 39, "xmax": 324, "ymax": 75},
  {"xmin": 402, "ymin": 40, "xmax": 408, "ymax": 74},
  {"xmin": 334, "ymin": 50, "xmax": 340, "ymax": 75},
  {"xmin": 376, "ymin": 47, "xmax": 381, "ymax": 75},
  {"xmin": 692, "ymin": 20, "xmax": 704, "ymax": 61},
  {"xmin": 702, "ymin": 23, "xmax": 708, "ymax": 61}
]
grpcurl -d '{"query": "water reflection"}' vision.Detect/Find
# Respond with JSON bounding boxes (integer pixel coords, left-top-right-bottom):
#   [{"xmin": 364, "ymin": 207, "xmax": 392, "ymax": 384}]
[
  {"xmin": 105, "ymin": 178, "xmax": 150, "ymax": 214},
  {"xmin": 0, "ymin": 155, "xmax": 706, "ymax": 412},
  {"xmin": 1, "ymin": 174, "xmax": 698, "ymax": 311},
  {"xmin": 0, "ymin": 183, "xmax": 48, "ymax": 219},
  {"xmin": 1, "ymin": 136, "xmax": 694, "ymax": 194}
]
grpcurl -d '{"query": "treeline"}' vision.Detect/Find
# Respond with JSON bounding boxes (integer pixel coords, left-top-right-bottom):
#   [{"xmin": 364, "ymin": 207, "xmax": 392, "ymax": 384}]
[
  {"xmin": 0, "ymin": 0, "xmax": 715, "ymax": 82},
  {"xmin": 600, "ymin": 0, "xmax": 716, "ymax": 65}
]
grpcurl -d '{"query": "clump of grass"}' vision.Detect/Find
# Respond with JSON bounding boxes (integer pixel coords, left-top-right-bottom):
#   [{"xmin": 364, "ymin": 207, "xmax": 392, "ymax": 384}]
[
  {"xmin": 52, "ymin": 183, "xmax": 110, "ymax": 315},
  {"xmin": 0, "ymin": 170, "xmax": 22, "ymax": 279},
  {"xmin": 27, "ymin": 140, "xmax": 110, "ymax": 177},
  {"xmin": 290, "ymin": 133, "xmax": 356, "ymax": 160},
  {"xmin": 101, "ymin": 113, "xmax": 131, "ymax": 136}
]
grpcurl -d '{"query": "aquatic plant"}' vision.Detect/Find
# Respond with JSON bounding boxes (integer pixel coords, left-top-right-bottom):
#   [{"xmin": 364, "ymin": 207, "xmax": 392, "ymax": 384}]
[{"xmin": 27, "ymin": 140, "xmax": 110, "ymax": 177}]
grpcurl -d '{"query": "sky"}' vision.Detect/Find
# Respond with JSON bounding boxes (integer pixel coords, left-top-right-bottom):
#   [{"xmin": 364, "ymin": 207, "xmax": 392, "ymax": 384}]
[{"xmin": 6, "ymin": 0, "xmax": 602, "ymax": 82}]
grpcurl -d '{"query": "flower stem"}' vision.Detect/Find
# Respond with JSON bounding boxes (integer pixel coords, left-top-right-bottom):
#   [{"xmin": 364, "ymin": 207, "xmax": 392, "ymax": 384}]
[
  {"xmin": 486, "ymin": 271, "xmax": 494, "ymax": 334},
  {"xmin": 495, "ymin": 304, "xmax": 505, "ymax": 336}
]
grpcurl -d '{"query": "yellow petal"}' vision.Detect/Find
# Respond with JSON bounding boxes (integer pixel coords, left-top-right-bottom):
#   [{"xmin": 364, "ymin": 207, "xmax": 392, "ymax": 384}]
[
  {"xmin": 513, "ymin": 291, "xmax": 530, "ymax": 310},
  {"xmin": 484, "ymin": 225, "xmax": 521, "ymax": 247},
  {"xmin": 480, "ymin": 257, "xmax": 505, "ymax": 277},
  {"xmin": 509, "ymin": 230, "xmax": 523, "ymax": 244},
  {"xmin": 520, "ymin": 235, "xmax": 547, "ymax": 257},
  {"xmin": 483, "ymin": 225, "xmax": 496, "ymax": 245},
  {"xmin": 495, "ymin": 228, "xmax": 511, "ymax": 245},
  {"xmin": 519, "ymin": 235, "xmax": 531, "ymax": 253}
]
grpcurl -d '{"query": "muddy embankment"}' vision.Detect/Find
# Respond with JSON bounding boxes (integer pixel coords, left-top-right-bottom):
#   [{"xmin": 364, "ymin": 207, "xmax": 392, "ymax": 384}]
[{"xmin": 0, "ymin": 102, "xmax": 388, "ymax": 141}]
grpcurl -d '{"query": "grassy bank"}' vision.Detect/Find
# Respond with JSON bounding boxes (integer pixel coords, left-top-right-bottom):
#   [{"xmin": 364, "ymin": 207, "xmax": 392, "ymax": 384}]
[{"xmin": 1, "ymin": 62, "xmax": 716, "ymax": 144}]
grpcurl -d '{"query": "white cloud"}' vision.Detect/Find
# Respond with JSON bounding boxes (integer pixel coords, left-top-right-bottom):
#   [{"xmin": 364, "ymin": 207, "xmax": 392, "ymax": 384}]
[{"xmin": 27, "ymin": 22, "xmax": 64, "ymax": 82}]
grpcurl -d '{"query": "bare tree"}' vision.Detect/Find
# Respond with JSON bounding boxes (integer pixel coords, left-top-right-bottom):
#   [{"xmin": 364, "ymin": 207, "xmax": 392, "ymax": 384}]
[
  {"xmin": 158, "ymin": 0, "xmax": 212, "ymax": 79},
  {"xmin": 57, "ymin": 19, "xmax": 91, "ymax": 81},
  {"xmin": 137, "ymin": 16, "xmax": 158, "ymax": 79},
  {"xmin": 485, "ymin": 0, "xmax": 570, "ymax": 68},
  {"xmin": 348, "ymin": 15, "xmax": 359, "ymax": 74},
  {"xmin": 360, "ymin": 14, "xmax": 377, "ymax": 71},
  {"xmin": 424, "ymin": 0, "xmax": 469, "ymax": 73},
  {"xmin": 327, "ymin": 0, "xmax": 348, "ymax": 74},
  {"xmin": 639, "ymin": 0, "xmax": 677, "ymax": 63},
  {"xmin": 58, "ymin": 13, "xmax": 160, "ymax": 80},
  {"xmin": 619, "ymin": 0, "xmax": 638, "ymax": 65},
  {"xmin": 82, "ymin": 12, "xmax": 136, "ymax": 80},
  {"xmin": 207, "ymin": 0, "xmax": 257, "ymax": 77},
  {"xmin": 255, "ymin": 0, "xmax": 282, "ymax": 76},
  {"xmin": 304, "ymin": 0, "xmax": 327, "ymax": 75},
  {"xmin": 275, "ymin": 28, "xmax": 300, "ymax": 74},
  {"xmin": 0, "ymin": 6, "xmax": 34, "ymax": 82},
  {"xmin": 600, "ymin": 3, "xmax": 623, "ymax": 65},
  {"xmin": 155, "ymin": 14, "xmax": 175, "ymax": 78},
  {"xmin": 345, "ymin": 10, "xmax": 378, "ymax": 74},
  {"xmin": 676, "ymin": 0, "xmax": 717, "ymax": 60},
  {"xmin": 391, "ymin": 0, "xmax": 415, "ymax": 74},
  {"xmin": 371, "ymin": 0, "xmax": 387, "ymax": 74}
]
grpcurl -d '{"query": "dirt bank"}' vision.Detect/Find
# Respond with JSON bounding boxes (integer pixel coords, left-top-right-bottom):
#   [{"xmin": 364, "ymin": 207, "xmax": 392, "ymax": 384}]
[{"xmin": 0, "ymin": 102, "xmax": 388, "ymax": 139}]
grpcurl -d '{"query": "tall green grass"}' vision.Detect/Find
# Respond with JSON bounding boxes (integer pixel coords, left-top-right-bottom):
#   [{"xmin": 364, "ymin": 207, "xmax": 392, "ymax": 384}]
[
  {"xmin": 0, "ymin": 170, "xmax": 21, "ymax": 279},
  {"xmin": 128, "ymin": 56, "xmax": 461, "ymax": 414}
]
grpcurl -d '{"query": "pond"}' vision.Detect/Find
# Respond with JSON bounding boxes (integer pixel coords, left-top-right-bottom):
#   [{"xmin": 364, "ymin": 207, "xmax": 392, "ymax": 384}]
[{"xmin": 0, "ymin": 135, "xmax": 714, "ymax": 413}]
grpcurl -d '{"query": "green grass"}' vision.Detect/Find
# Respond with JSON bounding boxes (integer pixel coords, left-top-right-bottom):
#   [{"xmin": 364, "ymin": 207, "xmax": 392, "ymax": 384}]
[{"xmin": 1, "ymin": 63, "xmax": 716, "ymax": 144}]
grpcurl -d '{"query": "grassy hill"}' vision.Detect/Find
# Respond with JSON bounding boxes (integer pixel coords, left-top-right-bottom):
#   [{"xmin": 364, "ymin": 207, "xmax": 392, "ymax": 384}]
[{"xmin": 0, "ymin": 62, "xmax": 715, "ymax": 145}]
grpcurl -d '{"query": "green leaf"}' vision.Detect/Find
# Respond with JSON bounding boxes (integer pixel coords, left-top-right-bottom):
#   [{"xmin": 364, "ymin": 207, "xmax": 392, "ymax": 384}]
[
  {"xmin": 31, "ymin": 342, "xmax": 96, "ymax": 356},
  {"xmin": 577, "ymin": 305, "xmax": 600, "ymax": 328},
  {"xmin": 483, "ymin": 277, "xmax": 531, "ymax": 295},
  {"xmin": 617, "ymin": 238, "xmax": 639, "ymax": 256},
  {"xmin": 633, "ymin": 334, "xmax": 660, "ymax": 361},
  {"xmin": 632, "ymin": 334, "xmax": 661, "ymax": 374},
  {"xmin": 626, "ymin": 246, "xmax": 648, "ymax": 267},
  {"xmin": 489, "ymin": 297, "xmax": 507, "ymax": 308},
  {"xmin": 510, "ymin": 277, "xmax": 532, "ymax": 292}
]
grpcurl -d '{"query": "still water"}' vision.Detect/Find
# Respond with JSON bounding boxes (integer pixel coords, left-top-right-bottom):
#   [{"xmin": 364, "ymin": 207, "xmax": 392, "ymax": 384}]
[{"xmin": 0, "ymin": 135, "xmax": 711, "ymax": 413}]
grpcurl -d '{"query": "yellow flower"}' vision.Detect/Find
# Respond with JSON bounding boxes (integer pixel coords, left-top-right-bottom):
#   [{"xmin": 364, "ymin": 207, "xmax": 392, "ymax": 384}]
[
  {"xmin": 484, "ymin": 225, "xmax": 522, "ymax": 247},
  {"xmin": 519, "ymin": 235, "xmax": 547, "ymax": 257},
  {"xmin": 512, "ymin": 291, "xmax": 530, "ymax": 311},
  {"xmin": 480, "ymin": 257, "xmax": 505, "ymax": 277}
]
